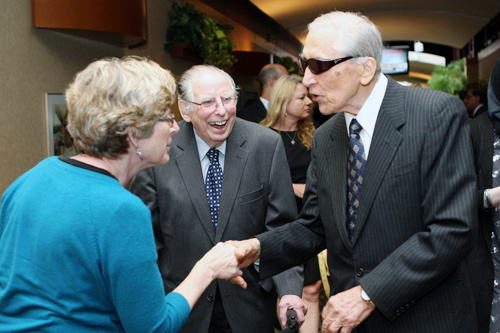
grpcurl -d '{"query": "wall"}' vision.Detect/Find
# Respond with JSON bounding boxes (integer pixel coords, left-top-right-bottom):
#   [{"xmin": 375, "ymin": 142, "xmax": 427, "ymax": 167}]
[
  {"xmin": 0, "ymin": 0, "xmax": 195, "ymax": 196},
  {"xmin": 479, "ymin": 45, "xmax": 500, "ymax": 81}
]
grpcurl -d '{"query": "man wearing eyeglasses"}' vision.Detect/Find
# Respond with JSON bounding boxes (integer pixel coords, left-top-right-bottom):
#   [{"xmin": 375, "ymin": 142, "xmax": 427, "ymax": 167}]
[
  {"xmin": 230, "ymin": 11, "xmax": 478, "ymax": 332},
  {"xmin": 130, "ymin": 65, "xmax": 306, "ymax": 332}
]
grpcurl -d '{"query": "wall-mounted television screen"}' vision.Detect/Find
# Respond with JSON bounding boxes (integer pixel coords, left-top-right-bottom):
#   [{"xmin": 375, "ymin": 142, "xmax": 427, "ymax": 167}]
[{"xmin": 381, "ymin": 47, "xmax": 409, "ymax": 75}]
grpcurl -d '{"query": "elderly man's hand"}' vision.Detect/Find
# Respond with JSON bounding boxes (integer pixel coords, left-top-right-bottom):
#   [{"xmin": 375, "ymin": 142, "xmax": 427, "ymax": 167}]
[
  {"xmin": 279, "ymin": 294, "xmax": 307, "ymax": 328},
  {"xmin": 321, "ymin": 285, "xmax": 375, "ymax": 333},
  {"xmin": 225, "ymin": 238, "xmax": 261, "ymax": 268}
]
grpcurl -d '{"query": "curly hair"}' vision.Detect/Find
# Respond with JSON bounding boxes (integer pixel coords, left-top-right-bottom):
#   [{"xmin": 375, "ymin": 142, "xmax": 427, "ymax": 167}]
[
  {"xmin": 65, "ymin": 56, "xmax": 176, "ymax": 158},
  {"xmin": 260, "ymin": 75, "xmax": 315, "ymax": 150}
]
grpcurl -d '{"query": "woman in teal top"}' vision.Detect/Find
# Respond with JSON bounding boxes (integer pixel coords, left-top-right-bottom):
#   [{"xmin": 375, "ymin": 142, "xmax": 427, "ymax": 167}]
[{"xmin": 0, "ymin": 56, "xmax": 245, "ymax": 332}]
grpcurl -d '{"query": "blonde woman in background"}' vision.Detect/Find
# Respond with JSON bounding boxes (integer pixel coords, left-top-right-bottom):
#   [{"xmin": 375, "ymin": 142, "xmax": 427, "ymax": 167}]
[{"xmin": 261, "ymin": 75, "xmax": 321, "ymax": 333}]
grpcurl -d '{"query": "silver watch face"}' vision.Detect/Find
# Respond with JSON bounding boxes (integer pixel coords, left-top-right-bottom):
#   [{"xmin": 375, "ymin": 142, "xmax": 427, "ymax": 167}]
[{"xmin": 361, "ymin": 289, "xmax": 370, "ymax": 301}]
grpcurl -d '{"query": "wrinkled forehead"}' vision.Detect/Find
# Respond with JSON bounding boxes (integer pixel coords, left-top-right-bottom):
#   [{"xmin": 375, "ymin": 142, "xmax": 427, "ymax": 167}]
[
  {"xmin": 192, "ymin": 72, "xmax": 234, "ymax": 100},
  {"xmin": 303, "ymin": 29, "xmax": 340, "ymax": 59}
]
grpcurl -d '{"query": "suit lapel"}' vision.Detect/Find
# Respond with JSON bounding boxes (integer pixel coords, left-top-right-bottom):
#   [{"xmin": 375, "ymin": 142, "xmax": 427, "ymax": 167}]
[
  {"xmin": 326, "ymin": 114, "xmax": 352, "ymax": 247},
  {"xmin": 175, "ymin": 122, "xmax": 216, "ymax": 242},
  {"xmin": 351, "ymin": 78, "xmax": 405, "ymax": 243},
  {"xmin": 215, "ymin": 120, "xmax": 249, "ymax": 242}
]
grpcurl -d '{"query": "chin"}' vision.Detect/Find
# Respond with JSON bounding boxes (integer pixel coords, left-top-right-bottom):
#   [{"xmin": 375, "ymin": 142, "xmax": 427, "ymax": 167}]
[{"xmin": 155, "ymin": 155, "xmax": 170, "ymax": 166}]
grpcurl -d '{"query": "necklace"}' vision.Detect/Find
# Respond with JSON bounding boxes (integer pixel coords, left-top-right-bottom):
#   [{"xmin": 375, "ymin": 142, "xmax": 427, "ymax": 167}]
[{"xmin": 283, "ymin": 130, "xmax": 297, "ymax": 145}]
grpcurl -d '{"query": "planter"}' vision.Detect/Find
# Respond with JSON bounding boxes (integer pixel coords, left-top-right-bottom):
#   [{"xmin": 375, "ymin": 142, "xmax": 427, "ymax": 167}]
[{"xmin": 170, "ymin": 42, "xmax": 203, "ymax": 63}]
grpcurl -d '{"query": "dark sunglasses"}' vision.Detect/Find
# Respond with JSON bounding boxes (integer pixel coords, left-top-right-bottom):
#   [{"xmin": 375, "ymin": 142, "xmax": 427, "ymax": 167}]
[{"xmin": 299, "ymin": 55, "xmax": 353, "ymax": 74}]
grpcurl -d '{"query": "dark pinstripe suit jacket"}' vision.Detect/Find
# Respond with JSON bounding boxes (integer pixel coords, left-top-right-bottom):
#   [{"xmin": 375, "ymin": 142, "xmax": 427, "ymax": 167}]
[
  {"xmin": 130, "ymin": 119, "xmax": 303, "ymax": 333},
  {"xmin": 257, "ymin": 77, "xmax": 478, "ymax": 332},
  {"xmin": 467, "ymin": 111, "xmax": 494, "ymax": 332}
]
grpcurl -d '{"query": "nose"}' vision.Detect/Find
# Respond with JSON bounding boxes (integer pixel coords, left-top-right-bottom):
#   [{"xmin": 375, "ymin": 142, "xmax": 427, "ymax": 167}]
[
  {"xmin": 305, "ymin": 95, "xmax": 313, "ymax": 106},
  {"xmin": 302, "ymin": 67, "xmax": 316, "ymax": 88},
  {"xmin": 170, "ymin": 119, "xmax": 180, "ymax": 134},
  {"xmin": 213, "ymin": 97, "xmax": 228, "ymax": 116}
]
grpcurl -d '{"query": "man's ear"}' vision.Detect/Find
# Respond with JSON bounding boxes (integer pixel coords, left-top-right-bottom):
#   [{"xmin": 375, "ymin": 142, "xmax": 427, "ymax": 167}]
[
  {"xmin": 178, "ymin": 100, "xmax": 191, "ymax": 123},
  {"xmin": 359, "ymin": 57, "xmax": 377, "ymax": 86},
  {"xmin": 269, "ymin": 77, "xmax": 277, "ymax": 87}
]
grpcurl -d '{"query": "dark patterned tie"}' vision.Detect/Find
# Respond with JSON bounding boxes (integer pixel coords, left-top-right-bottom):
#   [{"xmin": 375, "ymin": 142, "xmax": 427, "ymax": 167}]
[
  {"xmin": 205, "ymin": 148, "xmax": 223, "ymax": 233},
  {"xmin": 346, "ymin": 119, "xmax": 366, "ymax": 240}
]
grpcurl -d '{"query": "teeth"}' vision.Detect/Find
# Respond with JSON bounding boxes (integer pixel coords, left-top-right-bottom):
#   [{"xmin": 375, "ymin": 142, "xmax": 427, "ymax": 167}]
[{"xmin": 210, "ymin": 121, "xmax": 226, "ymax": 126}]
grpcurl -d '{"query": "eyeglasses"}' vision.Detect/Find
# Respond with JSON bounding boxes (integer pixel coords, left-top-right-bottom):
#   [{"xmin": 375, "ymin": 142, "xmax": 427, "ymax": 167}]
[
  {"xmin": 158, "ymin": 113, "xmax": 176, "ymax": 127},
  {"xmin": 184, "ymin": 95, "xmax": 236, "ymax": 112},
  {"xmin": 299, "ymin": 54, "xmax": 353, "ymax": 75}
]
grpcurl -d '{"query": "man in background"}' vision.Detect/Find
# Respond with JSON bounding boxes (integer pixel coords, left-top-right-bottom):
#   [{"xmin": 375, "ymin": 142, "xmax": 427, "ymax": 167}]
[
  {"xmin": 464, "ymin": 83, "xmax": 488, "ymax": 118},
  {"xmin": 237, "ymin": 63, "xmax": 288, "ymax": 123}
]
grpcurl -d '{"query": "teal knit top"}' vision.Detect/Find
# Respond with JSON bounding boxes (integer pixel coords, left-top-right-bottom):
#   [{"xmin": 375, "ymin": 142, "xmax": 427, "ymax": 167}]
[{"xmin": 0, "ymin": 157, "xmax": 190, "ymax": 332}]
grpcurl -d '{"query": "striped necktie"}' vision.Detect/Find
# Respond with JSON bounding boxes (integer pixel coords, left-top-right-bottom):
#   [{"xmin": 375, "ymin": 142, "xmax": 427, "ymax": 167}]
[{"xmin": 346, "ymin": 119, "xmax": 366, "ymax": 240}]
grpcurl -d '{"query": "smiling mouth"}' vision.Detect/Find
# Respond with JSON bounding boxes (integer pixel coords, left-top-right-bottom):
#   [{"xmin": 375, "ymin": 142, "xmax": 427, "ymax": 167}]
[{"xmin": 209, "ymin": 120, "xmax": 227, "ymax": 128}]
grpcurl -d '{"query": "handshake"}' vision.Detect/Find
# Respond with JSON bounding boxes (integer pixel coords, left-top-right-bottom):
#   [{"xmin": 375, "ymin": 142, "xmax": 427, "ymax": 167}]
[
  {"xmin": 194, "ymin": 238, "xmax": 307, "ymax": 327},
  {"xmin": 199, "ymin": 238, "xmax": 262, "ymax": 289}
]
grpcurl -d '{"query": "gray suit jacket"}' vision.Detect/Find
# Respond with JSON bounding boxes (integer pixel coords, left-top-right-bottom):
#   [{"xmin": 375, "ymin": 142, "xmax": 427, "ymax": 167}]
[
  {"xmin": 130, "ymin": 118, "xmax": 303, "ymax": 332},
  {"xmin": 257, "ymin": 77, "xmax": 478, "ymax": 332}
]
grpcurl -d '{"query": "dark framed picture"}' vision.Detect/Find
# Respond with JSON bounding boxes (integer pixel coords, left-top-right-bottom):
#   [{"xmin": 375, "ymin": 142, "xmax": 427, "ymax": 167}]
[{"xmin": 45, "ymin": 93, "xmax": 78, "ymax": 157}]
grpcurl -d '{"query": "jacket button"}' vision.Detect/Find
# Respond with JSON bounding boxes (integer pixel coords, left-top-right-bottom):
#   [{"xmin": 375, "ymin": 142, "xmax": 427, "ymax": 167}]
[
  {"xmin": 356, "ymin": 268, "xmax": 364, "ymax": 277},
  {"xmin": 207, "ymin": 295, "xmax": 214, "ymax": 302}
]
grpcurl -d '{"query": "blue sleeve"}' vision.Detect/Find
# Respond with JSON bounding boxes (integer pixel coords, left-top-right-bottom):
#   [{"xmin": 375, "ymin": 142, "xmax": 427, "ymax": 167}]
[
  {"xmin": 164, "ymin": 292, "xmax": 191, "ymax": 332},
  {"xmin": 96, "ymin": 195, "xmax": 191, "ymax": 332}
]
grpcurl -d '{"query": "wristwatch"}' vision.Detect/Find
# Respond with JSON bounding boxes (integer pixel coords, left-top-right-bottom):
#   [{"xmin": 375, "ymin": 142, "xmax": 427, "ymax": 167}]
[{"xmin": 361, "ymin": 288, "xmax": 375, "ymax": 306}]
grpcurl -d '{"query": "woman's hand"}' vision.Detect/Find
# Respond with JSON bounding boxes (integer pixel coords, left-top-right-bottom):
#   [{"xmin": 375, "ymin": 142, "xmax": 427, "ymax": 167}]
[
  {"xmin": 199, "ymin": 242, "xmax": 243, "ymax": 282},
  {"xmin": 174, "ymin": 243, "xmax": 246, "ymax": 309}
]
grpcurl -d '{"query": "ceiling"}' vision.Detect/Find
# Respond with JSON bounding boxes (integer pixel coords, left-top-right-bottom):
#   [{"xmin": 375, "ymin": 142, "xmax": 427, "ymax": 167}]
[{"xmin": 248, "ymin": 0, "xmax": 500, "ymax": 50}]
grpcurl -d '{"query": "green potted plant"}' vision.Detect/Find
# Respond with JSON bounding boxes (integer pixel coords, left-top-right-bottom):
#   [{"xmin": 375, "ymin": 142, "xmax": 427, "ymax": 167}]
[
  {"xmin": 428, "ymin": 58, "xmax": 467, "ymax": 96},
  {"xmin": 165, "ymin": 0, "xmax": 237, "ymax": 69}
]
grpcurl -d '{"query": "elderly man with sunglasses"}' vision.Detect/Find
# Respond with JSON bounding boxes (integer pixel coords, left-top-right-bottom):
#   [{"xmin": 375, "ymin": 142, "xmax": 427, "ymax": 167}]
[
  {"xmin": 130, "ymin": 64, "xmax": 306, "ymax": 332},
  {"xmin": 230, "ymin": 11, "xmax": 478, "ymax": 333}
]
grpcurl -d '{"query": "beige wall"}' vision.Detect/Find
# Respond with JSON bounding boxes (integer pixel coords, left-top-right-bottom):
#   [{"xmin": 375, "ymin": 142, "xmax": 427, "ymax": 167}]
[
  {"xmin": 0, "ymin": 0, "xmax": 194, "ymax": 196},
  {"xmin": 479, "ymin": 49, "xmax": 500, "ymax": 82}
]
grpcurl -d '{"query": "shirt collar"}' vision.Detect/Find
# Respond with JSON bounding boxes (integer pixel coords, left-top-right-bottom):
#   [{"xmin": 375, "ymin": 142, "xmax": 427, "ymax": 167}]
[
  {"xmin": 193, "ymin": 127, "xmax": 227, "ymax": 162},
  {"xmin": 260, "ymin": 97, "xmax": 269, "ymax": 110},
  {"xmin": 473, "ymin": 103, "xmax": 484, "ymax": 116},
  {"xmin": 344, "ymin": 74, "xmax": 388, "ymax": 138}
]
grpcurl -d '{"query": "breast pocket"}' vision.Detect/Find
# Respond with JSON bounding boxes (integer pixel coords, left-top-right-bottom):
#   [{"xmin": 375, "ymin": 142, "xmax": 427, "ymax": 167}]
[
  {"xmin": 384, "ymin": 160, "xmax": 418, "ymax": 180},
  {"xmin": 237, "ymin": 184, "xmax": 264, "ymax": 205}
]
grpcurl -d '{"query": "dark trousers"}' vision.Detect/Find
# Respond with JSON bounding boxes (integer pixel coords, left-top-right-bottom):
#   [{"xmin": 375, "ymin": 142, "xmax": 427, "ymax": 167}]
[{"xmin": 208, "ymin": 288, "xmax": 232, "ymax": 333}]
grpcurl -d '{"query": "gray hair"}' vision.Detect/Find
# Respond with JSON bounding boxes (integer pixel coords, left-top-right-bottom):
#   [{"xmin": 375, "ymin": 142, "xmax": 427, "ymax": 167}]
[
  {"xmin": 177, "ymin": 65, "xmax": 239, "ymax": 111},
  {"xmin": 308, "ymin": 11, "xmax": 383, "ymax": 77},
  {"xmin": 258, "ymin": 67, "xmax": 279, "ymax": 87}
]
